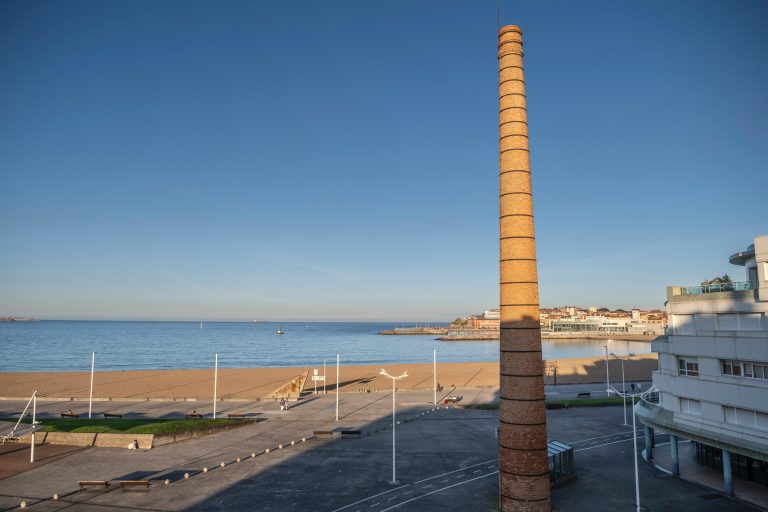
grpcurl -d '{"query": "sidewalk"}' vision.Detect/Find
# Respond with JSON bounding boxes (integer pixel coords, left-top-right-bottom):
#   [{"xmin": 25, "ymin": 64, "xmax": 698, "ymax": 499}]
[{"xmin": 652, "ymin": 439, "xmax": 768, "ymax": 510}]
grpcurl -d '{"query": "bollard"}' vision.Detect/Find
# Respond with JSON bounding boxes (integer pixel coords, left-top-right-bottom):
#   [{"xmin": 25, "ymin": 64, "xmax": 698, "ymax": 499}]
[
  {"xmin": 291, "ymin": 440, "xmax": 295, "ymax": 446},
  {"xmin": 302, "ymin": 437, "xmax": 306, "ymax": 442},
  {"xmin": 164, "ymin": 479, "xmax": 170, "ymax": 485},
  {"xmin": 236, "ymin": 457, "xmax": 241, "ymax": 463},
  {"xmin": 203, "ymin": 467, "xmax": 208, "ymax": 473},
  {"xmin": 220, "ymin": 462, "xmax": 225, "ymax": 468},
  {"xmin": 278, "ymin": 444, "xmax": 283, "ymax": 449},
  {"xmin": 20, "ymin": 502, "xmax": 27, "ymax": 509},
  {"xmin": 265, "ymin": 448, "xmax": 270, "ymax": 454},
  {"xmin": 184, "ymin": 472, "xmax": 190, "ymax": 479},
  {"xmin": 251, "ymin": 452, "xmax": 256, "ymax": 458},
  {"xmin": 53, "ymin": 494, "xmax": 59, "ymax": 501}
]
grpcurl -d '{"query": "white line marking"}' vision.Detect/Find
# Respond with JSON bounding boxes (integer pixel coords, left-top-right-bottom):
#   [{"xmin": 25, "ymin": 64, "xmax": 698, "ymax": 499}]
[
  {"xmin": 574, "ymin": 436, "xmax": 645, "ymax": 452},
  {"xmin": 566, "ymin": 430, "xmax": 643, "ymax": 444},
  {"xmin": 413, "ymin": 458, "xmax": 497, "ymax": 484},
  {"xmin": 387, "ymin": 496, "xmax": 398, "ymax": 501},
  {"xmin": 472, "ymin": 469, "xmax": 481, "ymax": 473},
  {"xmin": 422, "ymin": 484, "xmax": 433, "ymax": 489},
  {"xmin": 329, "ymin": 485, "xmax": 410, "ymax": 512},
  {"xmin": 370, "ymin": 503, "xmax": 380, "ymax": 508},
  {"xmin": 440, "ymin": 479, "xmax": 449, "ymax": 483},
  {"xmin": 403, "ymin": 490, "xmax": 414, "ymax": 495},
  {"xmin": 379, "ymin": 472, "xmax": 497, "ymax": 512}
]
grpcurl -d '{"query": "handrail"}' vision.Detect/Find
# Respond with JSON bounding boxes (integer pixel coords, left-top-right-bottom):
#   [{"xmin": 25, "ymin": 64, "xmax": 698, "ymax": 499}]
[{"xmin": 677, "ymin": 281, "xmax": 755, "ymax": 296}]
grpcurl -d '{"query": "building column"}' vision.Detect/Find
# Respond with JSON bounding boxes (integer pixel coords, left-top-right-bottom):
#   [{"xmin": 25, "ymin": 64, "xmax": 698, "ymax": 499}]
[
  {"xmin": 722, "ymin": 449, "xmax": 734, "ymax": 496},
  {"xmin": 670, "ymin": 435, "xmax": 679, "ymax": 477},
  {"xmin": 644, "ymin": 425, "xmax": 653, "ymax": 460},
  {"xmin": 497, "ymin": 24, "xmax": 550, "ymax": 512}
]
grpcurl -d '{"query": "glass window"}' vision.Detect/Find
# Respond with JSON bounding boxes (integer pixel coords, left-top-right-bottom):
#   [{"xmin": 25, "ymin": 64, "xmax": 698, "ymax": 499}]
[
  {"xmin": 744, "ymin": 364, "xmax": 754, "ymax": 378},
  {"xmin": 757, "ymin": 412, "xmax": 768, "ymax": 430},
  {"xmin": 678, "ymin": 357, "xmax": 699, "ymax": 376},
  {"xmin": 737, "ymin": 408, "xmax": 756, "ymax": 427},
  {"xmin": 732, "ymin": 362, "xmax": 742, "ymax": 376},
  {"xmin": 724, "ymin": 406, "xmax": 736, "ymax": 423},
  {"xmin": 755, "ymin": 365, "xmax": 766, "ymax": 380},
  {"xmin": 722, "ymin": 360, "xmax": 733, "ymax": 375},
  {"xmin": 681, "ymin": 398, "xmax": 701, "ymax": 415}
]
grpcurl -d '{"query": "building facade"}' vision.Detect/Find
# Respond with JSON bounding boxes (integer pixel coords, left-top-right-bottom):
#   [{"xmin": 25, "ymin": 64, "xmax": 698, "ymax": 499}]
[{"xmin": 636, "ymin": 235, "xmax": 768, "ymax": 495}]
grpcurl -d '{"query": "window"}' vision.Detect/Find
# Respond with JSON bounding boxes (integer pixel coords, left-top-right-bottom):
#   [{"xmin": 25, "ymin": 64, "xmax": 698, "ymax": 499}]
[
  {"xmin": 720, "ymin": 359, "xmax": 768, "ymax": 380},
  {"xmin": 678, "ymin": 356, "xmax": 699, "ymax": 376},
  {"xmin": 723, "ymin": 406, "xmax": 768, "ymax": 430},
  {"xmin": 680, "ymin": 398, "xmax": 701, "ymax": 415}
]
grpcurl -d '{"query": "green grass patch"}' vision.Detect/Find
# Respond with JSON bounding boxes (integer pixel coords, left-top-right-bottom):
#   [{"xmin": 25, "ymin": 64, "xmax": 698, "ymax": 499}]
[
  {"xmin": 466, "ymin": 396, "xmax": 626, "ymax": 410},
  {"xmin": 4, "ymin": 418, "xmax": 246, "ymax": 435}
]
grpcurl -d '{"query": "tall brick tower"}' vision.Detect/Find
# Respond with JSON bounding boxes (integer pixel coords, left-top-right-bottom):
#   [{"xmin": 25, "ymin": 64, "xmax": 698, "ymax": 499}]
[{"xmin": 498, "ymin": 25, "xmax": 551, "ymax": 512}]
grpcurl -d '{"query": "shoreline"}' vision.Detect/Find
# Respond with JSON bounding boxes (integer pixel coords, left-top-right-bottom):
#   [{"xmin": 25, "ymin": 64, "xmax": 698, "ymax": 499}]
[
  {"xmin": 438, "ymin": 333, "xmax": 658, "ymax": 342},
  {"xmin": 0, "ymin": 355, "xmax": 658, "ymax": 400}
]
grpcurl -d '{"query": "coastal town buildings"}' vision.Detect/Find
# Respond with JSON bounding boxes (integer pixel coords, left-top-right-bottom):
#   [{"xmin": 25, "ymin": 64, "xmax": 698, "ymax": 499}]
[
  {"xmin": 636, "ymin": 235, "xmax": 768, "ymax": 496},
  {"xmin": 458, "ymin": 307, "xmax": 666, "ymax": 335}
]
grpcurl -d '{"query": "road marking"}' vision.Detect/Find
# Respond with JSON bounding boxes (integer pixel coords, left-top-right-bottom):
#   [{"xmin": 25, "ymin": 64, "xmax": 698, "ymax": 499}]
[
  {"xmin": 329, "ymin": 485, "xmax": 410, "ymax": 512},
  {"xmin": 370, "ymin": 503, "xmax": 380, "ymax": 508},
  {"xmin": 422, "ymin": 484, "xmax": 433, "ymax": 489},
  {"xmin": 486, "ymin": 465, "xmax": 495, "ymax": 469},
  {"xmin": 472, "ymin": 469, "xmax": 481, "ymax": 473},
  {"xmin": 379, "ymin": 472, "xmax": 497, "ymax": 512},
  {"xmin": 567, "ymin": 430, "xmax": 642, "ymax": 445},
  {"xmin": 440, "ymin": 479, "xmax": 449, "ymax": 483},
  {"xmin": 387, "ymin": 496, "xmax": 398, "ymax": 501},
  {"xmin": 574, "ymin": 436, "xmax": 645, "ymax": 452},
  {"xmin": 403, "ymin": 490, "xmax": 414, "ymax": 495},
  {"xmin": 413, "ymin": 458, "xmax": 497, "ymax": 484}
]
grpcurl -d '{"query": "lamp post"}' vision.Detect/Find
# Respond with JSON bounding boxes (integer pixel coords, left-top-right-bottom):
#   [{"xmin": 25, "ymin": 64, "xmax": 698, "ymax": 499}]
[
  {"xmin": 379, "ymin": 368, "xmax": 408, "ymax": 485},
  {"xmin": 88, "ymin": 352, "xmax": 95, "ymax": 419},
  {"xmin": 213, "ymin": 353, "xmax": 218, "ymax": 419},
  {"xmin": 610, "ymin": 384, "xmax": 646, "ymax": 512},
  {"xmin": 603, "ymin": 345, "xmax": 611, "ymax": 397},
  {"xmin": 433, "ymin": 348, "xmax": 437, "ymax": 406},
  {"xmin": 610, "ymin": 352, "xmax": 636, "ymax": 427}
]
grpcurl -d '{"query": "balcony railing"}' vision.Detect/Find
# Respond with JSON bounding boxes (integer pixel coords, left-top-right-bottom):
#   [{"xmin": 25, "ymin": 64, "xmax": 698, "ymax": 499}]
[{"xmin": 677, "ymin": 281, "xmax": 756, "ymax": 296}]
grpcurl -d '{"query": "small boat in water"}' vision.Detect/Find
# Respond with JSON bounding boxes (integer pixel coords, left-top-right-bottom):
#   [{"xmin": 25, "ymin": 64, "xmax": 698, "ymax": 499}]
[{"xmin": 276, "ymin": 327, "xmax": 284, "ymax": 335}]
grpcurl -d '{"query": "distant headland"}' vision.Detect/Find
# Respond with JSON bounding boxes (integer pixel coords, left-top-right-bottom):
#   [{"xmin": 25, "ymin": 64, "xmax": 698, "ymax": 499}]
[{"xmin": 0, "ymin": 317, "xmax": 36, "ymax": 322}]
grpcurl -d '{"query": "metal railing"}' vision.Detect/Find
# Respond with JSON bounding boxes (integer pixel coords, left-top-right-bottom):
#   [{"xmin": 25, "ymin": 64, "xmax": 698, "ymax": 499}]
[{"xmin": 678, "ymin": 281, "xmax": 756, "ymax": 296}]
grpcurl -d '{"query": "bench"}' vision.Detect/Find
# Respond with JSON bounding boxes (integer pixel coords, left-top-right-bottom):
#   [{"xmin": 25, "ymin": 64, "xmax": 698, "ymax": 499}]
[
  {"xmin": 185, "ymin": 413, "xmax": 203, "ymax": 419},
  {"xmin": 78, "ymin": 480, "xmax": 109, "ymax": 491},
  {"xmin": 577, "ymin": 392, "xmax": 591, "ymax": 398},
  {"xmin": 61, "ymin": 413, "xmax": 79, "ymax": 418},
  {"xmin": 340, "ymin": 430, "xmax": 362, "ymax": 439},
  {"xmin": 103, "ymin": 412, "xmax": 123, "ymax": 418},
  {"xmin": 313, "ymin": 430, "xmax": 335, "ymax": 439},
  {"xmin": 227, "ymin": 413, "xmax": 246, "ymax": 420},
  {"xmin": 119, "ymin": 480, "xmax": 150, "ymax": 491}
]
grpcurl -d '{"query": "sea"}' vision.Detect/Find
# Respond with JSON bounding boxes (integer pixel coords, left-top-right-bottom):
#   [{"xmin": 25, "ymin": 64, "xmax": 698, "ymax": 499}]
[{"xmin": 0, "ymin": 321, "xmax": 652, "ymax": 373}]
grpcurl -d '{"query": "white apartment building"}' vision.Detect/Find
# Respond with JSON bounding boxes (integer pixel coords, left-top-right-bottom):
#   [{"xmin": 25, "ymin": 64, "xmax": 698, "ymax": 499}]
[{"xmin": 636, "ymin": 235, "xmax": 768, "ymax": 496}]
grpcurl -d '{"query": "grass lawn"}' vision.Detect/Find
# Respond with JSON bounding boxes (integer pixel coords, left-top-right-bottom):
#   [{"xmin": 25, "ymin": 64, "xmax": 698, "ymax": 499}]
[
  {"xmin": 469, "ymin": 396, "xmax": 626, "ymax": 410},
  {"xmin": 5, "ymin": 418, "xmax": 246, "ymax": 435}
]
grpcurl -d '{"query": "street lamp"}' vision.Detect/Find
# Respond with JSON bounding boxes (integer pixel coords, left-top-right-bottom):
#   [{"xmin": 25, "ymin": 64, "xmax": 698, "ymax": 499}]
[
  {"xmin": 603, "ymin": 344, "xmax": 611, "ymax": 397},
  {"xmin": 610, "ymin": 352, "xmax": 636, "ymax": 427},
  {"xmin": 379, "ymin": 368, "xmax": 408, "ymax": 485},
  {"xmin": 610, "ymin": 384, "xmax": 645, "ymax": 512}
]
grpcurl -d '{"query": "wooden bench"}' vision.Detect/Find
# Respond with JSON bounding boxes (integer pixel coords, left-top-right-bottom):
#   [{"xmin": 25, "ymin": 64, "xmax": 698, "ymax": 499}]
[
  {"xmin": 577, "ymin": 392, "xmax": 591, "ymax": 398},
  {"xmin": 340, "ymin": 430, "xmax": 362, "ymax": 439},
  {"xmin": 185, "ymin": 413, "xmax": 203, "ymax": 419},
  {"xmin": 119, "ymin": 480, "xmax": 150, "ymax": 491},
  {"xmin": 227, "ymin": 413, "xmax": 246, "ymax": 420},
  {"xmin": 313, "ymin": 430, "xmax": 335, "ymax": 439},
  {"xmin": 78, "ymin": 480, "xmax": 108, "ymax": 491},
  {"xmin": 61, "ymin": 413, "xmax": 79, "ymax": 418},
  {"xmin": 103, "ymin": 412, "xmax": 123, "ymax": 418}
]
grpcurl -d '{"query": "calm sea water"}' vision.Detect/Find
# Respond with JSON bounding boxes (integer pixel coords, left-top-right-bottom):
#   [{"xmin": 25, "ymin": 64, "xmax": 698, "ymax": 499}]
[{"xmin": 0, "ymin": 321, "xmax": 651, "ymax": 372}]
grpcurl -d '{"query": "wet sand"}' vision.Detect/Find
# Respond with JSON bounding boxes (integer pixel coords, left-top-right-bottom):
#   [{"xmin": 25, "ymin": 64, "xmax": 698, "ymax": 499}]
[{"xmin": 0, "ymin": 355, "xmax": 657, "ymax": 400}]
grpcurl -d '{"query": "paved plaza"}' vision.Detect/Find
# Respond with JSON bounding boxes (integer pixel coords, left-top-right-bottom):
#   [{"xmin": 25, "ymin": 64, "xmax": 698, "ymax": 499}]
[{"xmin": 0, "ymin": 386, "xmax": 763, "ymax": 511}]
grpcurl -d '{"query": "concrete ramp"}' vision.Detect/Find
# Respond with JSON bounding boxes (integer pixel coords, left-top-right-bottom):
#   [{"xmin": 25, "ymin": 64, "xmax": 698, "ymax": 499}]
[{"xmin": 270, "ymin": 371, "xmax": 308, "ymax": 401}]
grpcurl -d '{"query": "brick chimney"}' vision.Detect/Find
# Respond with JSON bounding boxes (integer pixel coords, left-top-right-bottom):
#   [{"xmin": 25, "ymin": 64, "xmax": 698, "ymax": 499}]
[{"xmin": 498, "ymin": 24, "xmax": 550, "ymax": 512}]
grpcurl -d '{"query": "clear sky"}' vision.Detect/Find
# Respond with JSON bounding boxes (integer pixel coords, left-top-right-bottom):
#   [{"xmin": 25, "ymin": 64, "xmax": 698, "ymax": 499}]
[{"xmin": 1, "ymin": 1, "xmax": 766, "ymax": 322}]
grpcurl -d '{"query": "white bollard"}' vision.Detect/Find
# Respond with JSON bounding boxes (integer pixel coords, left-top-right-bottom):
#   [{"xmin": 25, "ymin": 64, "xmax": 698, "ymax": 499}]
[
  {"xmin": 52, "ymin": 494, "xmax": 59, "ymax": 501},
  {"xmin": 251, "ymin": 452, "xmax": 256, "ymax": 458},
  {"xmin": 265, "ymin": 448, "xmax": 270, "ymax": 453},
  {"xmin": 164, "ymin": 479, "xmax": 170, "ymax": 485},
  {"xmin": 220, "ymin": 462, "xmax": 225, "ymax": 468},
  {"xmin": 203, "ymin": 467, "xmax": 208, "ymax": 473},
  {"xmin": 184, "ymin": 473, "xmax": 190, "ymax": 479}
]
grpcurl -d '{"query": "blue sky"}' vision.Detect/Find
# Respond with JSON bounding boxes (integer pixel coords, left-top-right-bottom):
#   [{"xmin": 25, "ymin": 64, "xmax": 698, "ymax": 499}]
[{"xmin": 1, "ymin": 1, "xmax": 766, "ymax": 321}]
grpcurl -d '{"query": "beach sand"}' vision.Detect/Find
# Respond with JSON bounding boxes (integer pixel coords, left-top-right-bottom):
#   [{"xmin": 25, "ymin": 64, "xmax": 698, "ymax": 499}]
[{"xmin": 0, "ymin": 354, "xmax": 657, "ymax": 400}]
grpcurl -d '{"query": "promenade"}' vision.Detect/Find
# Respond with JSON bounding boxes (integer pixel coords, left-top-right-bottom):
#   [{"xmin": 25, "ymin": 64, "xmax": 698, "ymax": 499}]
[{"xmin": 0, "ymin": 387, "xmax": 759, "ymax": 512}]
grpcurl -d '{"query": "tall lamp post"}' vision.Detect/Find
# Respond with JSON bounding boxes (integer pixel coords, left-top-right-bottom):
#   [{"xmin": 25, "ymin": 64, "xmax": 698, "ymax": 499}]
[
  {"xmin": 603, "ymin": 345, "xmax": 611, "ymax": 397},
  {"xmin": 610, "ymin": 384, "xmax": 646, "ymax": 512},
  {"xmin": 379, "ymin": 368, "xmax": 408, "ymax": 485},
  {"xmin": 610, "ymin": 352, "xmax": 636, "ymax": 427}
]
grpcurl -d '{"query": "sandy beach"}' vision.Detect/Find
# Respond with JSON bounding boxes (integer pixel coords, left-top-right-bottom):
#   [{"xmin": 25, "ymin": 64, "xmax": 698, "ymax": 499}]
[{"xmin": 0, "ymin": 355, "xmax": 657, "ymax": 400}]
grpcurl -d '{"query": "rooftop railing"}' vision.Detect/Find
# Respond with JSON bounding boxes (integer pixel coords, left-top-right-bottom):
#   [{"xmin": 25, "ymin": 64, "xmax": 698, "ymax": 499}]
[{"xmin": 676, "ymin": 281, "xmax": 756, "ymax": 296}]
